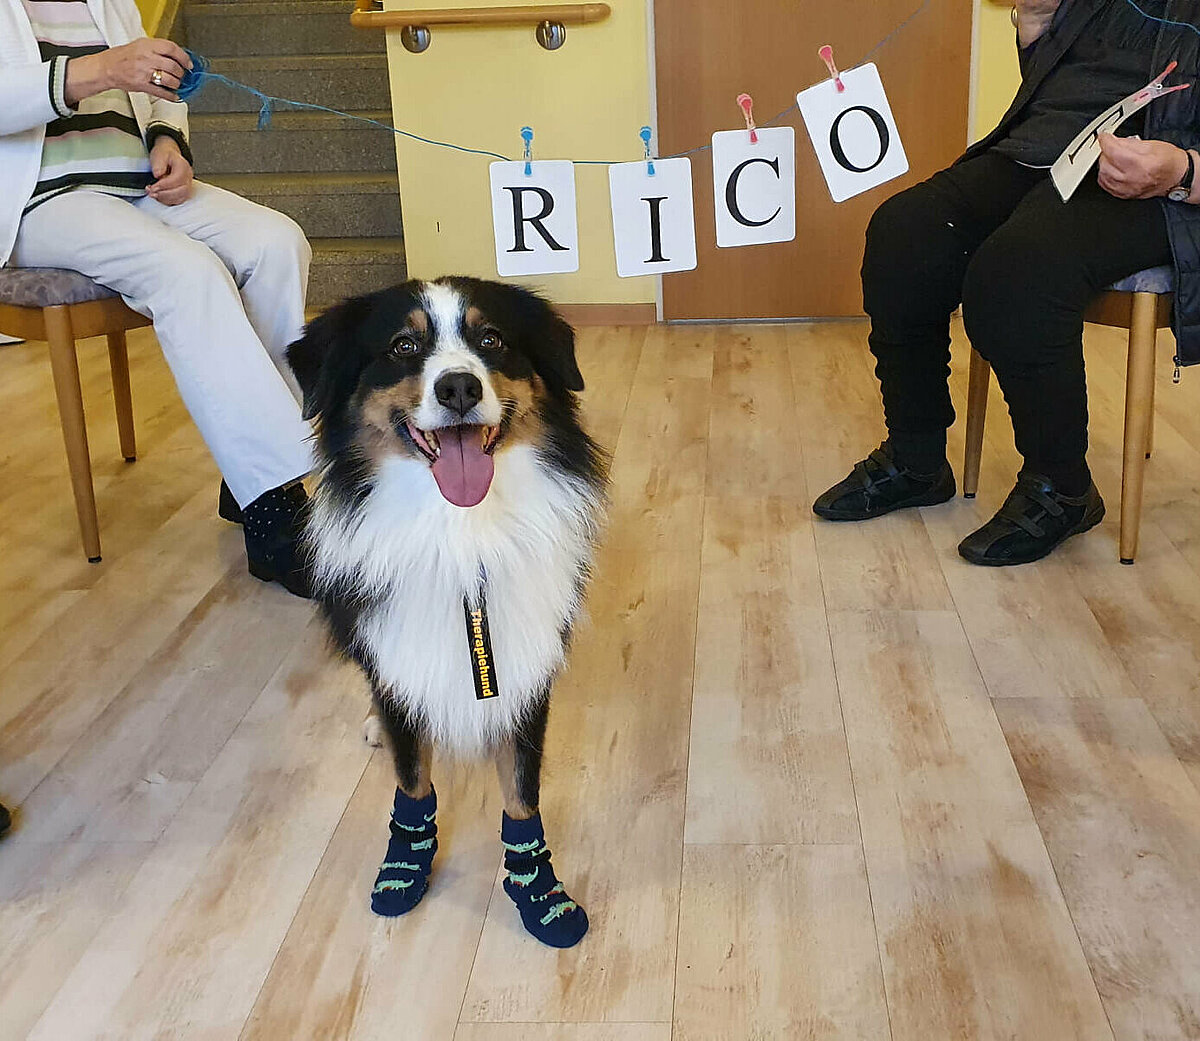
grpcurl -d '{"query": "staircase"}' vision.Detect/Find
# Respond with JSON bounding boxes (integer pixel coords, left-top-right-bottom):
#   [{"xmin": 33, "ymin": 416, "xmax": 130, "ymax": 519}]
[{"xmin": 179, "ymin": 0, "xmax": 406, "ymax": 309}]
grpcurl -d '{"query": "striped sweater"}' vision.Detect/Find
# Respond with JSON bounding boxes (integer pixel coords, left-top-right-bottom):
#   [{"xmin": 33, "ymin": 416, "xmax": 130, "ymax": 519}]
[{"xmin": 21, "ymin": 0, "xmax": 152, "ymax": 212}]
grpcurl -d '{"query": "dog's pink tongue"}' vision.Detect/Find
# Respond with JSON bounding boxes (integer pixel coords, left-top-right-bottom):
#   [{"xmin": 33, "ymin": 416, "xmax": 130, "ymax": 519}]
[{"xmin": 431, "ymin": 425, "xmax": 494, "ymax": 507}]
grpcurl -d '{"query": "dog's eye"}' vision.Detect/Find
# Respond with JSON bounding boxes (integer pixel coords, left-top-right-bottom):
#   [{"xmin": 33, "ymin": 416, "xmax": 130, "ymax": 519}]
[
  {"xmin": 389, "ymin": 334, "xmax": 421, "ymax": 357},
  {"xmin": 479, "ymin": 330, "xmax": 502, "ymax": 351}
]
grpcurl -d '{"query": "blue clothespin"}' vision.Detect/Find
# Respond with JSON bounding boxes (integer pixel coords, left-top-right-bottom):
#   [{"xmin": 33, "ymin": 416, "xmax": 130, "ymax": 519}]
[
  {"xmin": 640, "ymin": 126, "xmax": 655, "ymax": 176},
  {"xmin": 521, "ymin": 126, "xmax": 534, "ymax": 176}
]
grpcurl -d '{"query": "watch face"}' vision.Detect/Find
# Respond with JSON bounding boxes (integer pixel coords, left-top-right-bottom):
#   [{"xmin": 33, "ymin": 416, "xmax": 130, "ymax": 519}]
[{"xmin": 1170, "ymin": 187, "xmax": 1190, "ymax": 202}]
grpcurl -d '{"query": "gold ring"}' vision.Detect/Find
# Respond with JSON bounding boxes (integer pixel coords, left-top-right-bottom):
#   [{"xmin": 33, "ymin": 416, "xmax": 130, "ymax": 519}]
[{"xmin": 151, "ymin": 69, "xmax": 165, "ymax": 87}]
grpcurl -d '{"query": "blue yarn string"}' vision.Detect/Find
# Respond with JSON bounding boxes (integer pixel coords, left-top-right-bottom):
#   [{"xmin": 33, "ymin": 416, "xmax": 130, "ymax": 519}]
[
  {"xmin": 1122, "ymin": 0, "xmax": 1200, "ymax": 38},
  {"xmin": 174, "ymin": 0, "xmax": 937, "ymax": 165}
]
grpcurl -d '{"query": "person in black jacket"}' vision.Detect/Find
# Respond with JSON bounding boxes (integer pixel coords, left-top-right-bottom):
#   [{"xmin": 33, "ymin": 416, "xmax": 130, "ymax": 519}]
[{"xmin": 814, "ymin": 0, "xmax": 1200, "ymax": 565}]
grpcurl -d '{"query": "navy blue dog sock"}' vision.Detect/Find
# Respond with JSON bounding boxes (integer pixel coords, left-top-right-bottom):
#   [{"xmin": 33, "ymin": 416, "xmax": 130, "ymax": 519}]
[
  {"xmin": 371, "ymin": 785, "xmax": 438, "ymax": 917},
  {"xmin": 500, "ymin": 812, "xmax": 589, "ymax": 948}
]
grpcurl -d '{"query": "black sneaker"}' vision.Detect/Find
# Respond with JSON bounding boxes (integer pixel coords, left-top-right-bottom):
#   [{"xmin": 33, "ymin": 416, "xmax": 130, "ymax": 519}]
[
  {"xmin": 958, "ymin": 473, "xmax": 1105, "ymax": 567},
  {"xmin": 813, "ymin": 443, "xmax": 955, "ymax": 521},
  {"xmin": 242, "ymin": 481, "xmax": 314, "ymax": 599},
  {"xmin": 218, "ymin": 480, "xmax": 244, "ymax": 525}
]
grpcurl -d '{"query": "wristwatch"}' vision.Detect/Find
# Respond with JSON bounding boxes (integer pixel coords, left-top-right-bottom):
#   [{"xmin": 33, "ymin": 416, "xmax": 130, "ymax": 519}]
[{"xmin": 1169, "ymin": 148, "xmax": 1196, "ymax": 202}]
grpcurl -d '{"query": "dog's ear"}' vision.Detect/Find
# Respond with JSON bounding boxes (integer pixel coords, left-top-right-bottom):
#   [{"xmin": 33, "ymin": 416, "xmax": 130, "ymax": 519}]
[
  {"xmin": 287, "ymin": 298, "xmax": 366, "ymax": 421},
  {"xmin": 520, "ymin": 292, "xmax": 585, "ymax": 394}
]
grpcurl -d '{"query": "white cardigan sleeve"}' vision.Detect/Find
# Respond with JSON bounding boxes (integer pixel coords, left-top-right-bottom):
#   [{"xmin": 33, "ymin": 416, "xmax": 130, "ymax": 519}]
[{"xmin": 0, "ymin": 61, "xmax": 59, "ymax": 136}]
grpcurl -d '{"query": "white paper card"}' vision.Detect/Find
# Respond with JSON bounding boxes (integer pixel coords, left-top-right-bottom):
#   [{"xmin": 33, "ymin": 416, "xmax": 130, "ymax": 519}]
[
  {"xmin": 796, "ymin": 63, "xmax": 909, "ymax": 203},
  {"xmin": 608, "ymin": 158, "xmax": 697, "ymax": 278},
  {"xmin": 711, "ymin": 126, "xmax": 797, "ymax": 248},
  {"xmin": 1050, "ymin": 80, "xmax": 1178, "ymax": 201},
  {"xmin": 489, "ymin": 160, "xmax": 580, "ymax": 277}
]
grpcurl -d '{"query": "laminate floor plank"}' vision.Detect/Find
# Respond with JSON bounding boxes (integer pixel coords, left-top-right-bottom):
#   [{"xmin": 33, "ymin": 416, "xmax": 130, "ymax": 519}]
[
  {"xmin": 995, "ymin": 697, "xmax": 1200, "ymax": 1041},
  {"xmin": 27, "ymin": 623, "xmax": 371, "ymax": 1041},
  {"xmin": 829, "ymin": 609, "xmax": 1114, "ymax": 1041},
  {"xmin": 674, "ymin": 843, "xmax": 890, "ymax": 1041}
]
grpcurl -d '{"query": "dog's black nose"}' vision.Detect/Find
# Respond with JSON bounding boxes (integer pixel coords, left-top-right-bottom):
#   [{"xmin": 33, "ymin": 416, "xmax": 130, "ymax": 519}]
[{"xmin": 434, "ymin": 371, "xmax": 483, "ymax": 416}]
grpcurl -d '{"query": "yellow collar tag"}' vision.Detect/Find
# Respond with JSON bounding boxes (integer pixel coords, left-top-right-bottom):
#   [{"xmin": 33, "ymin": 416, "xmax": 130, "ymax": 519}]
[{"xmin": 464, "ymin": 589, "xmax": 499, "ymax": 700}]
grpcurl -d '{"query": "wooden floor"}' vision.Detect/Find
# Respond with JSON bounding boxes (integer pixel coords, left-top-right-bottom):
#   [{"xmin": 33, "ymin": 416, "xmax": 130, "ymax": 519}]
[{"xmin": 2, "ymin": 318, "xmax": 1200, "ymax": 1041}]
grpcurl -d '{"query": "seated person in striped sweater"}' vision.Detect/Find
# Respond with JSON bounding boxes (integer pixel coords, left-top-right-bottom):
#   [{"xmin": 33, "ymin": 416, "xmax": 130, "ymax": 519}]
[{"xmin": 1, "ymin": 0, "xmax": 316, "ymax": 596}]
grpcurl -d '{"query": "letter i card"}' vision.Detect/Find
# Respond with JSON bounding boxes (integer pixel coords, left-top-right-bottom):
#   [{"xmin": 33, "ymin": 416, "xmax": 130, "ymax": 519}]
[{"xmin": 608, "ymin": 157, "xmax": 697, "ymax": 278}]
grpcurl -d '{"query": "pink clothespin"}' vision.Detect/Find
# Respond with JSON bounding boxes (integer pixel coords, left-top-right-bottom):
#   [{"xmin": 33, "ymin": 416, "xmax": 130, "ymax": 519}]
[
  {"xmin": 819, "ymin": 44, "xmax": 845, "ymax": 93},
  {"xmin": 1134, "ymin": 60, "xmax": 1190, "ymax": 105},
  {"xmin": 737, "ymin": 93, "xmax": 758, "ymax": 145}
]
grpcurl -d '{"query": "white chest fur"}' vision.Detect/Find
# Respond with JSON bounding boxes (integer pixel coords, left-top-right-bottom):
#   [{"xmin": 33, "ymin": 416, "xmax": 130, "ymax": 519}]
[{"xmin": 310, "ymin": 444, "xmax": 601, "ymax": 753}]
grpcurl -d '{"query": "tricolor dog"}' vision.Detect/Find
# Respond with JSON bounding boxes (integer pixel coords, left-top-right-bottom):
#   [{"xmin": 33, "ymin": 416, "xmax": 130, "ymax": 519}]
[{"xmin": 287, "ymin": 277, "xmax": 605, "ymax": 947}]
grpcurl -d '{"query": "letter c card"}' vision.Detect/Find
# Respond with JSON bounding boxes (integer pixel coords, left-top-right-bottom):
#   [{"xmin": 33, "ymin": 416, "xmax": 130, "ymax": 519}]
[
  {"xmin": 608, "ymin": 157, "xmax": 697, "ymax": 278},
  {"xmin": 711, "ymin": 126, "xmax": 797, "ymax": 248}
]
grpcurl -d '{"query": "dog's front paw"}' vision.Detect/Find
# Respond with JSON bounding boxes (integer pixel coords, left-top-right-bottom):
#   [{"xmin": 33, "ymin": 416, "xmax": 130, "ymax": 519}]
[{"xmin": 362, "ymin": 711, "xmax": 385, "ymax": 748}]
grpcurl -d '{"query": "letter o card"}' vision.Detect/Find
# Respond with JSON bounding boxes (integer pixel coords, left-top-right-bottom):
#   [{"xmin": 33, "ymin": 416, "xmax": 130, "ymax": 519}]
[
  {"xmin": 489, "ymin": 160, "xmax": 580, "ymax": 277},
  {"xmin": 711, "ymin": 126, "xmax": 796, "ymax": 248},
  {"xmin": 797, "ymin": 63, "xmax": 908, "ymax": 203},
  {"xmin": 608, "ymin": 157, "xmax": 697, "ymax": 278}
]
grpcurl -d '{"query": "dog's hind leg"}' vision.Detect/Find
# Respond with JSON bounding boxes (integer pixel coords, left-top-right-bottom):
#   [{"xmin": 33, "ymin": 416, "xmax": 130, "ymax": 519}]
[
  {"xmin": 369, "ymin": 686, "xmax": 438, "ymax": 917},
  {"xmin": 362, "ymin": 706, "xmax": 385, "ymax": 748},
  {"xmin": 494, "ymin": 692, "xmax": 589, "ymax": 948}
]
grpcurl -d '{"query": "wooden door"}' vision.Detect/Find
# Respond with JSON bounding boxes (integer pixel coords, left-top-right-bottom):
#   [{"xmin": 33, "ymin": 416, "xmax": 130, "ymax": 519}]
[{"xmin": 654, "ymin": 0, "xmax": 974, "ymax": 320}]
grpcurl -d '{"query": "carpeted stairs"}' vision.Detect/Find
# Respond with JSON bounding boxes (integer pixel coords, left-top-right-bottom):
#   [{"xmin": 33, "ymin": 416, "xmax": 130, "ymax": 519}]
[{"xmin": 179, "ymin": 0, "xmax": 406, "ymax": 309}]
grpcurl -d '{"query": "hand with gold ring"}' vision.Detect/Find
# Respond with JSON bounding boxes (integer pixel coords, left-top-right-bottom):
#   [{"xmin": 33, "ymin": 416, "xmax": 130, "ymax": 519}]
[{"xmin": 63, "ymin": 38, "xmax": 191, "ymax": 105}]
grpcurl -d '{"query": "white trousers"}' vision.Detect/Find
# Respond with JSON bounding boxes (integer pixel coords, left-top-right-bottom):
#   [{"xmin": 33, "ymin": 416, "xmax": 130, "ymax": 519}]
[{"xmin": 11, "ymin": 182, "xmax": 314, "ymax": 506}]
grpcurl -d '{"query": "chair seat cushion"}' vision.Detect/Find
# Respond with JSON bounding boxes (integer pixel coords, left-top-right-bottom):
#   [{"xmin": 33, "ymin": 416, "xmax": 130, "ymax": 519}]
[
  {"xmin": 1108, "ymin": 265, "xmax": 1175, "ymax": 294},
  {"xmin": 0, "ymin": 267, "xmax": 118, "ymax": 308}
]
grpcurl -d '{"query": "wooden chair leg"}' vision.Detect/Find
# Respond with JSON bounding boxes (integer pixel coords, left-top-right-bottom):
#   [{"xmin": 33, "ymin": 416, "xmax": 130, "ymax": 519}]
[
  {"xmin": 107, "ymin": 329, "xmax": 137, "ymax": 462},
  {"xmin": 1145, "ymin": 341, "xmax": 1157, "ymax": 460},
  {"xmin": 1119, "ymin": 293, "xmax": 1158, "ymax": 565},
  {"xmin": 44, "ymin": 306, "xmax": 102, "ymax": 562},
  {"xmin": 962, "ymin": 348, "xmax": 991, "ymax": 499}
]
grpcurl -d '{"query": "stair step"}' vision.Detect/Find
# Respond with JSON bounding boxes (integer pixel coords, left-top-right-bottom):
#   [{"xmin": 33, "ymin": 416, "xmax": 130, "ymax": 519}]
[
  {"xmin": 187, "ymin": 54, "xmax": 391, "ymax": 114},
  {"xmin": 309, "ymin": 237, "xmax": 407, "ymax": 310},
  {"xmin": 185, "ymin": 2, "xmax": 383, "ymax": 58},
  {"xmin": 206, "ymin": 173, "xmax": 403, "ymax": 238},
  {"xmin": 190, "ymin": 110, "xmax": 398, "ymax": 174}
]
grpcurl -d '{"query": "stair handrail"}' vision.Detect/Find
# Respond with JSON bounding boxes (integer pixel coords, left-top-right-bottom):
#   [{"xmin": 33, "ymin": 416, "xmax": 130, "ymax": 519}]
[{"xmin": 350, "ymin": 2, "xmax": 612, "ymax": 31}]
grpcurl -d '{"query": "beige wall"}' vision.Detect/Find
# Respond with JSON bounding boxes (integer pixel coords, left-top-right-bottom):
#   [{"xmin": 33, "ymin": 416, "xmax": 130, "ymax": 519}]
[
  {"xmin": 974, "ymin": 1, "xmax": 1021, "ymax": 140},
  {"xmin": 382, "ymin": 0, "xmax": 655, "ymax": 306}
]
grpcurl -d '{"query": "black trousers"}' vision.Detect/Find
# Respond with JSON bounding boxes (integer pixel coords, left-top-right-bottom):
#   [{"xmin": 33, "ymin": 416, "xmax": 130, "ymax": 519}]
[{"xmin": 862, "ymin": 151, "xmax": 1171, "ymax": 490}]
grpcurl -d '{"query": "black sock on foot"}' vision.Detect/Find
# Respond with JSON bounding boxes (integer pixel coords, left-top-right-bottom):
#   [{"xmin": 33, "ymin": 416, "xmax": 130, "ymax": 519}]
[
  {"xmin": 1036, "ymin": 462, "xmax": 1092, "ymax": 498},
  {"xmin": 241, "ymin": 480, "xmax": 308, "ymax": 542},
  {"xmin": 371, "ymin": 786, "xmax": 438, "ymax": 917},
  {"xmin": 886, "ymin": 433, "xmax": 948, "ymax": 478},
  {"xmin": 501, "ymin": 812, "xmax": 589, "ymax": 948},
  {"xmin": 242, "ymin": 480, "xmax": 313, "ymax": 599}
]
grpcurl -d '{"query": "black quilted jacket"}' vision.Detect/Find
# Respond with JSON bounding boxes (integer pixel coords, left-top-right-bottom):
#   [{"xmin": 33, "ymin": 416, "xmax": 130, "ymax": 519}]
[{"xmin": 965, "ymin": 0, "xmax": 1200, "ymax": 369}]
